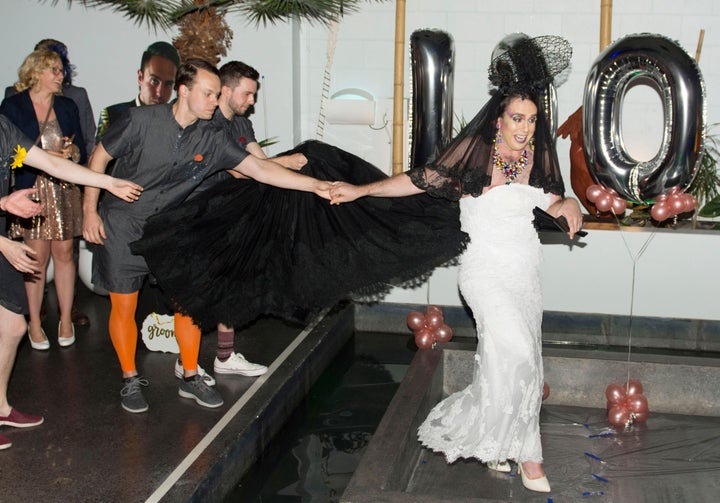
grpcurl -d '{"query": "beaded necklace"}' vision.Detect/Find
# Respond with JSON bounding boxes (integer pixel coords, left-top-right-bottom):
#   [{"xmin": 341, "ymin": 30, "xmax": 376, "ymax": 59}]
[{"xmin": 492, "ymin": 141, "xmax": 529, "ymax": 184}]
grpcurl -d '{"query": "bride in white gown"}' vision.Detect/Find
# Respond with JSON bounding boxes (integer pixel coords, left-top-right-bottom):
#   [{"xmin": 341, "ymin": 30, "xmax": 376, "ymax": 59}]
[{"xmin": 329, "ymin": 35, "xmax": 582, "ymax": 493}]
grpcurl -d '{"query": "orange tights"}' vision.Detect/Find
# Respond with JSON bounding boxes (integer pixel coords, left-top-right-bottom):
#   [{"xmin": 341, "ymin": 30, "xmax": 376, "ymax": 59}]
[{"xmin": 109, "ymin": 292, "xmax": 201, "ymax": 376}]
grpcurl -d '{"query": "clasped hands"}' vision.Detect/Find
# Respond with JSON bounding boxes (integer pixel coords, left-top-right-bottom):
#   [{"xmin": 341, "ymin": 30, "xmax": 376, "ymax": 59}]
[{"xmin": 328, "ymin": 181, "xmax": 362, "ymax": 204}]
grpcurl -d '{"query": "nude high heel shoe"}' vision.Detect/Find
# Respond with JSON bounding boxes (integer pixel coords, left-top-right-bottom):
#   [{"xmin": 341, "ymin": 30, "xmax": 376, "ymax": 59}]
[
  {"xmin": 487, "ymin": 460, "xmax": 511, "ymax": 473},
  {"xmin": 518, "ymin": 463, "xmax": 551, "ymax": 493}
]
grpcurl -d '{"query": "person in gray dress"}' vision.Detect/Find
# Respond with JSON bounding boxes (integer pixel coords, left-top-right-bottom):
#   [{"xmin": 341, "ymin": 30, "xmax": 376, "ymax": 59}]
[{"xmin": 82, "ymin": 59, "xmax": 332, "ymax": 415}]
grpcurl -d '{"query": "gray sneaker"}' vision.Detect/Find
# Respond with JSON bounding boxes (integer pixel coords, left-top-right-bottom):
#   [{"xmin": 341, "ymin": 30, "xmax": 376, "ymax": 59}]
[
  {"xmin": 120, "ymin": 376, "xmax": 149, "ymax": 413},
  {"xmin": 178, "ymin": 374, "xmax": 224, "ymax": 408}
]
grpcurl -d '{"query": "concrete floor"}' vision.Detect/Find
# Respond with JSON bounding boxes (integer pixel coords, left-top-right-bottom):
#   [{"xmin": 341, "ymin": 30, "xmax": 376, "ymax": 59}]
[
  {"xmin": 0, "ymin": 282, "xmax": 354, "ymax": 502},
  {"xmin": 4, "ymin": 283, "xmax": 720, "ymax": 502}
]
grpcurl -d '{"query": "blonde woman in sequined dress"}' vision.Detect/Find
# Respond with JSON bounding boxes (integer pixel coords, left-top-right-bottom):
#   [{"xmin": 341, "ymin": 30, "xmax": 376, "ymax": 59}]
[{"xmin": 0, "ymin": 49, "xmax": 87, "ymax": 349}]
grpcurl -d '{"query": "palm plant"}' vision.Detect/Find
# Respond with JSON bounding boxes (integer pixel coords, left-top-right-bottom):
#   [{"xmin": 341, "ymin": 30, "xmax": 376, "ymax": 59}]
[
  {"xmin": 43, "ymin": 1, "xmax": 383, "ymax": 28},
  {"xmin": 42, "ymin": 0, "xmax": 386, "ymax": 62},
  {"xmin": 690, "ymin": 124, "xmax": 720, "ymax": 227}
]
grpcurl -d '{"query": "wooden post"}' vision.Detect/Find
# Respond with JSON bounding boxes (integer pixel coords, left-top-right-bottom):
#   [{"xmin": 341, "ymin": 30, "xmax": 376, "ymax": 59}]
[
  {"xmin": 695, "ymin": 29, "xmax": 705, "ymax": 62},
  {"xmin": 600, "ymin": 0, "xmax": 612, "ymax": 50},
  {"xmin": 392, "ymin": 0, "xmax": 406, "ymax": 175}
]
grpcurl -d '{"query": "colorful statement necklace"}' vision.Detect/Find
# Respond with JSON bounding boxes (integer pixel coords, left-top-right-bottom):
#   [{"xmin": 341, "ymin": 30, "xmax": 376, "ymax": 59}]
[{"xmin": 493, "ymin": 142, "xmax": 529, "ymax": 184}]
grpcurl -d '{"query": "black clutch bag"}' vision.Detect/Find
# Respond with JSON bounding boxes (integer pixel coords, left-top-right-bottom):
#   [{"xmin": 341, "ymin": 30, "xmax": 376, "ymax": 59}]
[{"xmin": 532, "ymin": 206, "xmax": 587, "ymax": 237}]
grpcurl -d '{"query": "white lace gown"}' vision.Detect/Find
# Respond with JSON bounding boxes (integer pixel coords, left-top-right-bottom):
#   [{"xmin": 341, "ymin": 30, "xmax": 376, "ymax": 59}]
[{"xmin": 417, "ymin": 183, "xmax": 552, "ymax": 464}]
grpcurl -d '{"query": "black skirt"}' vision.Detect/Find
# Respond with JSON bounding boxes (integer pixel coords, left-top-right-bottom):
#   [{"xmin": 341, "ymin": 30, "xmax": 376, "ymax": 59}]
[{"xmin": 130, "ymin": 140, "xmax": 468, "ymax": 331}]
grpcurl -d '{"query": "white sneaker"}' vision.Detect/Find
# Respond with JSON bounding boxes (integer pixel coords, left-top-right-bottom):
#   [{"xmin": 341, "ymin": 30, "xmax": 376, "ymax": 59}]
[
  {"xmin": 214, "ymin": 353, "xmax": 268, "ymax": 376},
  {"xmin": 173, "ymin": 359, "xmax": 216, "ymax": 386}
]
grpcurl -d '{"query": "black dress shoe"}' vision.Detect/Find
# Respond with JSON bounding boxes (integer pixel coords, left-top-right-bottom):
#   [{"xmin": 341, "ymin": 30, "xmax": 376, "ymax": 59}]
[{"xmin": 71, "ymin": 307, "xmax": 90, "ymax": 326}]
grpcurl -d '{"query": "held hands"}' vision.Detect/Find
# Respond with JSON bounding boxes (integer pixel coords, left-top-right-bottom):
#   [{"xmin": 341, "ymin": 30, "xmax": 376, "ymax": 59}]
[
  {"xmin": 329, "ymin": 181, "xmax": 363, "ymax": 204},
  {"xmin": 108, "ymin": 179, "xmax": 143, "ymax": 203},
  {"xmin": 0, "ymin": 237, "xmax": 39, "ymax": 274},
  {"xmin": 314, "ymin": 180, "xmax": 334, "ymax": 200},
  {"xmin": 2, "ymin": 189, "xmax": 42, "ymax": 218},
  {"xmin": 547, "ymin": 198, "xmax": 583, "ymax": 239}
]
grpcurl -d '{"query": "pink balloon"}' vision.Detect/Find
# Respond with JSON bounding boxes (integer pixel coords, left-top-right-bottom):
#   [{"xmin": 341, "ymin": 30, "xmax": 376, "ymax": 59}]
[
  {"xmin": 626, "ymin": 394, "xmax": 649, "ymax": 414},
  {"xmin": 425, "ymin": 311, "xmax": 444, "ymax": 329},
  {"xmin": 414, "ymin": 328, "xmax": 435, "ymax": 350},
  {"xmin": 586, "ymin": 184, "xmax": 604, "ymax": 203},
  {"xmin": 608, "ymin": 404, "xmax": 631, "ymax": 427},
  {"xmin": 542, "ymin": 382, "xmax": 550, "ymax": 401},
  {"xmin": 625, "ymin": 379, "xmax": 644, "ymax": 396},
  {"xmin": 425, "ymin": 305, "xmax": 443, "ymax": 316},
  {"xmin": 651, "ymin": 201, "xmax": 671, "ymax": 221},
  {"xmin": 683, "ymin": 193, "xmax": 696, "ymax": 213},
  {"xmin": 595, "ymin": 194, "xmax": 613, "ymax": 213},
  {"xmin": 406, "ymin": 311, "xmax": 426, "ymax": 331},
  {"xmin": 668, "ymin": 194, "xmax": 686, "ymax": 214},
  {"xmin": 611, "ymin": 196, "xmax": 627, "ymax": 215},
  {"xmin": 656, "ymin": 194, "xmax": 668, "ymax": 202},
  {"xmin": 605, "ymin": 383, "xmax": 626, "ymax": 405},
  {"xmin": 434, "ymin": 323, "xmax": 453, "ymax": 343}
]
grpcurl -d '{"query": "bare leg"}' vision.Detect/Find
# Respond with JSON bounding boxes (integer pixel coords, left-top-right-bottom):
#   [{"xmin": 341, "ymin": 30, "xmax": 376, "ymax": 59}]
[
  {"xmin": 24, "ymin": 239, "xmax": 50, "ymax": 344},
  {"xmin": 0, "ymin": 306, "xmax": 27, "ymax": 416},
  {"xmin": 51, "ymin": 239, "xmax": 75, "ymax": 340}
]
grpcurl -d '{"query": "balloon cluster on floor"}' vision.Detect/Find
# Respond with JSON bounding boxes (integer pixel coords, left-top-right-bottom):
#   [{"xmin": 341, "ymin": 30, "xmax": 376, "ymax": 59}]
[
  {"xmin": 605, "ymin": 379, "xmax": 650, "ymax": 427},
  {"xmin": 406, "ymin": 306, "xmax": 453, "ymax": 349}
]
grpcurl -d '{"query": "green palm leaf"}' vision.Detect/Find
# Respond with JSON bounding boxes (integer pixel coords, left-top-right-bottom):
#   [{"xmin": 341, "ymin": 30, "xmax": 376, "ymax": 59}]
[{"xmin": 41, "ymin": 0, "xmax": 384, "ymax": 29}]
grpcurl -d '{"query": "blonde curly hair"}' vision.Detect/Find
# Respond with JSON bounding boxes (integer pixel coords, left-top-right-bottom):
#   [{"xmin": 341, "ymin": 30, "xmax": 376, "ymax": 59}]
[{"xmin": 14, "ymin": 49, "xmax": 62, "ymax": 92}]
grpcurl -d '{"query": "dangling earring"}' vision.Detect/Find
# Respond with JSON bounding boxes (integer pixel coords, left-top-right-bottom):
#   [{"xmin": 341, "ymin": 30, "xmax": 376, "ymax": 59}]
[
  {"xmin": 529, "ymin": 137, "xmax": 535, "ymax": 151},
  {"xmin": 494, "ymin": 129, "xmax": 502, "ymax": 144}
]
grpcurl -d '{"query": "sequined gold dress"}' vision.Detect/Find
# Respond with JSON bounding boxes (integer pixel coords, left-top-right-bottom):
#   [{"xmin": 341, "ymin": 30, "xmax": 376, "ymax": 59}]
[{"xmin": 11, "ymin": 119, "xmax": 82, "ymax": 240}]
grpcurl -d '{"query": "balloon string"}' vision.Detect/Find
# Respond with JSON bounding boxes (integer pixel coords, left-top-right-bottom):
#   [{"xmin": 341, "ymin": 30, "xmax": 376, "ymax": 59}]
[{"xmin": 612, "ymin": 212, "xmax": 657, "ymax": 386}]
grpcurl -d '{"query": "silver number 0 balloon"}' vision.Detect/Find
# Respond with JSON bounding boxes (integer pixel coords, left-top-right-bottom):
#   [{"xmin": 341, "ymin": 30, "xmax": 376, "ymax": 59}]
[{"xmin": 583, "ymin": 33, "xmax": 706, "ymax": 202}]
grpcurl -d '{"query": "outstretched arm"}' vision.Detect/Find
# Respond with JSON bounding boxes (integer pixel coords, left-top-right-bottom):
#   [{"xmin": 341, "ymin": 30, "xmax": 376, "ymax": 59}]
[
  {"xmin": 232, "ymin": 155, "xmax": 331, "ymax": 200},
  {"xmin": 246, "ymin": 142, "xmax": 307, "ymax": 170},
  {"xmin": 329, "ymin": 173, "xmax": 424, "ymax": 204},
  {"xmin": 24, "ymin": 144, "xmax": 142, "ymax": 202}
]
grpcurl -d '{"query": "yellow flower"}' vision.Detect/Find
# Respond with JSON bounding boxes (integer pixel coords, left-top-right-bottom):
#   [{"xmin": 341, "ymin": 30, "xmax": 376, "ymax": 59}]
[{"xmin": 11, "ymin": 145, "xmax": 26, "ymax": 169}]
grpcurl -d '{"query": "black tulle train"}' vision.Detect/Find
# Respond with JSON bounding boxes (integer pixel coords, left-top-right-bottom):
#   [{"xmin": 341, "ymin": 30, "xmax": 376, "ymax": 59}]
[{"xmin": 130, "ymin": 140, "xmax": 468, "ymax": 331}]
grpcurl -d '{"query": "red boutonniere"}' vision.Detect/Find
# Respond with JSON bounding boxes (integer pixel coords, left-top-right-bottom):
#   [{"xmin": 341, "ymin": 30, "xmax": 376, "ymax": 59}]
[
  {"xmin": 193, "ymin": 154, "xmax": 204, "ymax": 162},
  {"xmin": 238, "ymin": 137, "xmax": 246, "ymax": 143}
]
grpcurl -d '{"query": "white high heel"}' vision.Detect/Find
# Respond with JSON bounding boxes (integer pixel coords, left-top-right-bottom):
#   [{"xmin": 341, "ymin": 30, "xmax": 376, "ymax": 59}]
[
  {"xmin": 487, "ymin": 460, "xmax": 511, "ymax": 473},
  {"xmin": 28, "ymin": 327, "xmax": 50, "ymax": 351},
  {"xmin": 58, "ymin": 320, "xmax": 76, "ymax": 347},
  {"xmin": 518, "ymin": 463, "xmax": 551, "ymax": 493}
]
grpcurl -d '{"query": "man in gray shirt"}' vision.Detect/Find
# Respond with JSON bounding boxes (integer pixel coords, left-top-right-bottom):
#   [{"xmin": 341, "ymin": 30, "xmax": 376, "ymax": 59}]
[{"xmin": 82, "ymin": 59, "xmax": 331, "ymax": 414}]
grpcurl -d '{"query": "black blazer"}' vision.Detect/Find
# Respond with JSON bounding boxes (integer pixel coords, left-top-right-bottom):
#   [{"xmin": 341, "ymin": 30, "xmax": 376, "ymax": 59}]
[{"xmin": 0, "ymin": 90, "xmax": 87, "ymax": 189}]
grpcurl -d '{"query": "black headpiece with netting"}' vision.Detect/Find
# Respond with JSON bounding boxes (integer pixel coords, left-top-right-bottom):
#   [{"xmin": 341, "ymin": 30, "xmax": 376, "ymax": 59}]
[{"xmin": 488, "ymin": 35, "xmax": 572, "ymax": 95}]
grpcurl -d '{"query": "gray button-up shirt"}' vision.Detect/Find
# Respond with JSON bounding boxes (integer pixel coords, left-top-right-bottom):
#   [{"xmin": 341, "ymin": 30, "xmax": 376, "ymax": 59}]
[{"xmin": 93, "ymin": 103, "xmax": 249, "ymax": 293}]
